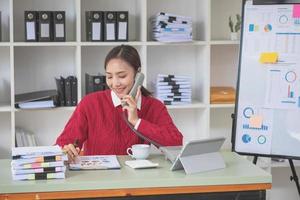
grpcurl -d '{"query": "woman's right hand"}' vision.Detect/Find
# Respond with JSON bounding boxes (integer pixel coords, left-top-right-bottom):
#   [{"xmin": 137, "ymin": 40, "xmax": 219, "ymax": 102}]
[{"xmin": 63, "ymin": 144, "xmax": 80, "ymax": 163}]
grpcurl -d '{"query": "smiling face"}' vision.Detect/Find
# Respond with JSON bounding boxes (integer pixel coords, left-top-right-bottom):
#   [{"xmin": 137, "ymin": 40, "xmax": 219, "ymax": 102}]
[{"xmin": 105, "ymin": 58, "xmax": 136, "ymax": 99}]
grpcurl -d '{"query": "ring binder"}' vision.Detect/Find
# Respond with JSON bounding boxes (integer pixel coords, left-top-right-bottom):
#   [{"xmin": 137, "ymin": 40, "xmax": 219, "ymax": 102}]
[
  {"xmin": 24, "ymin": 11, "xmax": 38, "ymax": 42},
  {"xmin": 53, "ymin": 11, "xmax": 66, "ymax": 42},
  {"xmin": 104, "ymin": 11, "xmax": 116, "ymax": 41},
  {"xmin": 116, "ymin": 11, "xmax": 128, "ymax": 41},
  {"xmin": 86, "ymin": 11, "xmax": 104, "ymax": 41},
  {"xmin": 85, "ymin": 73, "xmax": 107, "ymax": 95},
  {"xmin": 38, "ymin": 11, "xmax": 53, "ymax": 42}
]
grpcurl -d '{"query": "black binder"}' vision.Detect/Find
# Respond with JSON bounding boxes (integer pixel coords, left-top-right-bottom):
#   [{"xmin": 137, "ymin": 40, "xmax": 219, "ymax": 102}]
[
  {"xmin": 24, "ymin": 11, "xmax": 38, "ymax": 42},
  {"xmin": 104, "ymin": 11, "xmax": 116, "ymax": 41},
  {"xmin": 38, "ymin": 11, "xmax": 53, "ymax": 42},
  {"xmin": 55, "ymin": 76, "xmax": 65, "ymax": 106},
  {"xmin": 85, "ymin": 73, "xmax": 107, "ymax": 94},
  {"xmin": 15, "ymin": 90, "xmax": 58, "ymax": 104},
  {"xmin": 15, "ymin": 90, "xmax": 58, "ymax": 108},
  {"xmin": 116, "ymin": 11, "xmax": 128, "ymax": 41},
  {"xmin": 64, "ymin": 76, "xmax": 72, "ymax": 106},
  {"xmin": 70, "ymin": 76, "xmax": 78, "ymax": 106},
  {"xmin": 86, "ymin": 11, "xmax": 104, "ymax": 41},
  {"xmin": 53, "ymin": 11, "xmax": 66, "ymax": 42}
]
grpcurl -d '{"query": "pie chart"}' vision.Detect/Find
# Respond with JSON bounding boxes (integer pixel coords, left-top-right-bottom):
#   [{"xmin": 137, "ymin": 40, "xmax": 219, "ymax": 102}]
[
  {"xmin": 242, "ymin": 134, "xmax": 251, "ymax": 143},
  {"xmin": 264, "ymin": 24, "xmax": 272, "ymax": 32}
]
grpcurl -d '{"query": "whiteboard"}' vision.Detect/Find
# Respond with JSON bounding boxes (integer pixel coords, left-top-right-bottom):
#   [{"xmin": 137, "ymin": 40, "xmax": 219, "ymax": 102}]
[{"xmin": 233, "ymin": 0, "xmax": 300, "ymax": 159}]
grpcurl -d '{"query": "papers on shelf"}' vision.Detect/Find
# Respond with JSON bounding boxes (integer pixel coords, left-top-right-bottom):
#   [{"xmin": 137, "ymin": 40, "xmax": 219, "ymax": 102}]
[
  {"xmin": 154, "ymin": 74, "xmax": 192, "ymax": 105},
  {"xmin": 69, "ymin": 155, "xmax": 121, "ymax": 170},
  {"xmin": 15, "ymin": 90, "xmax": 58, "ymax": 109},
  {"xmin": 17, "ymin": 100, "xmax": 56, "ymax": 109},
  {"xmin": 151, "ymin": 12, "xmax": 192, "ymax": 42}
]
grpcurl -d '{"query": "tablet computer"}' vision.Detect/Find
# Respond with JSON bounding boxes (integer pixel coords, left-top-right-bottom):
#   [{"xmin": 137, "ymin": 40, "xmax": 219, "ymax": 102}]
[{"xmin": 170, "ymin": 137, "xmax": 226, "ymax": 171}]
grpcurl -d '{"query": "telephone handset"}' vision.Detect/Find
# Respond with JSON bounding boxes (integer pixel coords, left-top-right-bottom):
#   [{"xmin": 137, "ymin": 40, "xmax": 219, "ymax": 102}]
[{"xmin": 121, "ymin": 72, "xmax": 144, "ymax": 107}]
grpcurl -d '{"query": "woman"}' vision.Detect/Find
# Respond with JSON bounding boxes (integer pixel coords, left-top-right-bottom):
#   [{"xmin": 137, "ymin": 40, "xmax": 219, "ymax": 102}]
[{"xmin": 56, "ymin": 45, "xmax": 183, "ymax": 161}]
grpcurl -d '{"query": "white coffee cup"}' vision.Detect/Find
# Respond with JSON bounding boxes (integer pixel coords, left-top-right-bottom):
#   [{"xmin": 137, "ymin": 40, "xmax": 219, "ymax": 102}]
[{"xmin": 126, "ymin": 144, "xmax": 150, "ymax": 160}]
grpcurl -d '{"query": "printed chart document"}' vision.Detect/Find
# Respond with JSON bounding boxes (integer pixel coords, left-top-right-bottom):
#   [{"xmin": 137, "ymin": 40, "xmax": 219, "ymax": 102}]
[{"xmin": 69, "ymin": 155, "xmax": 121, "ymax": 170}]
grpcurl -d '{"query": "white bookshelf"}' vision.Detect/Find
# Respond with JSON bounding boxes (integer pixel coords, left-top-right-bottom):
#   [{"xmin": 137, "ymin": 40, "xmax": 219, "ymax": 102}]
[
  {"xmin": 1, "ymin": 0, "xmax": 298, "ymax": 198},
  {"xmin": 0, "ymin": 0, "xmax": 243, "ymax": 158}
]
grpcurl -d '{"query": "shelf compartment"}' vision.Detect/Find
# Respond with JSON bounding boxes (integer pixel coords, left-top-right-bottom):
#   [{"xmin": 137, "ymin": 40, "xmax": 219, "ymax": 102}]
[
  {"xmin": 14, "ymin": 46, "xmax": 77, "ymax": 95},
  {"xmin": 147, "ymin": 0, "xmax": 209, "ymax": 41},
  {"xmin": 147, "ymin": 45, "xmax": 208, "ymax": 103},
  {"xmin": 81, "ymin": 0, "xmax": 143, "ymax": 42},
  {"xmin": 13, "ymin": 0, "xmax": 77, "ymax": 42},
  {"xmin": 211, "ymin": 0, "xmax": 242, "ymax": 41},
  {"xmin": 15, "ymin": 109, "xmax": 72, "ymax": 146},
  {"xmin": 210, "ymin": 45, "xmax": 239, "ymax": 90}
]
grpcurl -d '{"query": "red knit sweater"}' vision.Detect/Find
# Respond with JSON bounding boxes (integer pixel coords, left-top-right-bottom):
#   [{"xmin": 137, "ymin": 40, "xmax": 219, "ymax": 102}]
[{"xmin": 56, "ymin": 90, "xmax": 183, "ymax": 155}]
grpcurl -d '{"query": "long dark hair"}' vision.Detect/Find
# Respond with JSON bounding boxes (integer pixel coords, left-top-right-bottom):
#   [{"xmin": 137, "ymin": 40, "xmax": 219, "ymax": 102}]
[{"xmin": 104, "ymin": 45, "xmax": 151, "ymax": 96}]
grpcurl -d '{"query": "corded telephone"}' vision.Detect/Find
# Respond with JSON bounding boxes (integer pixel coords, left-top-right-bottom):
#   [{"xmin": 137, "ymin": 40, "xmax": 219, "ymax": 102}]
[{"xmin": 121, "ymin": 72, "xmax": 161, "ymax": 147}]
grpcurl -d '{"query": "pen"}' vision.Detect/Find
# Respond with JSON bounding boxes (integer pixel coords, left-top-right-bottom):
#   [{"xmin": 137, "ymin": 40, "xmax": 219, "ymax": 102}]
[{"xmin": 73, "ymin": 139, "xmax": 81, "ymax": 156}]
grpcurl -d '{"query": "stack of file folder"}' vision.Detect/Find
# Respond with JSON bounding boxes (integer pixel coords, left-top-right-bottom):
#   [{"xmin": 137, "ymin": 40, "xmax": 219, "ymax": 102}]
[
  {"xmin": 11, "ymin": 145, "xmax": 67, "ymax": 181},
  {"xmin": 151, "ymin": 12, "xmax": 192, "ymax": 42},
  {"xmin": 15, "ymin": 90, "xmax": 58, "ymax": 109},
  {"xmin": 155, "ymin": 74, "xmax": 192, "ymax": 105}
]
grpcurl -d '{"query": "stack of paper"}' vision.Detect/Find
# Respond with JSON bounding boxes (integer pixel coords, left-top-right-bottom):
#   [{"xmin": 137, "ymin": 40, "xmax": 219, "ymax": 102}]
[
  {"xmin": 11, "ymin": 145, "xmax": 67, "ymax": 181},
  {"xmin": 155, "ymin": 74, "xmax": 192, "ymax": 105},
  {"xmin": 151, "ymin": 12, "xmax": 192, "ymax": 42}
]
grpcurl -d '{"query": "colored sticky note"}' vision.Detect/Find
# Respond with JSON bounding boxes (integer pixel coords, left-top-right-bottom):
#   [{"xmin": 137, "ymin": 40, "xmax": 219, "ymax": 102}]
[
  {"xmin": 249, "ymin": 24, "xmax": 254, "ymax": 32},
  {"xmin": 249, "ymin": 115, "xmax": 263, "ymax": 129},
  {"xmin": 293, "ymin": 5, "xmax": 300, "ymax": 18},
  {"xmin": 259, "ymin": 52, "xmax": 278, "ymax": 64}
]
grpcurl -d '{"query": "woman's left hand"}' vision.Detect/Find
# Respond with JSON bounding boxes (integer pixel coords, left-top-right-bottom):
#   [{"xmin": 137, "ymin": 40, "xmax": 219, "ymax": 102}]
[{"xmin": 122, "ymin": 86, "xmax": 141, "ymax": 126}]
